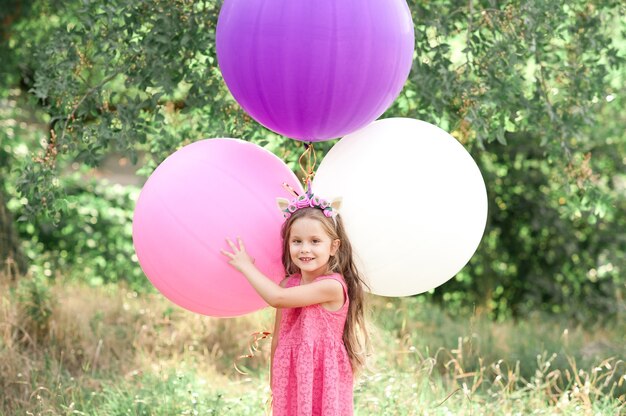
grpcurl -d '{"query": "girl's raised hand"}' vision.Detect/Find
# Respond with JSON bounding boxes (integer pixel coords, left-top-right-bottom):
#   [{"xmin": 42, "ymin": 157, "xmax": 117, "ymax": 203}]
[{"xmin": 221, "ymin": 237, "xmax": 255, "ymax": 272}]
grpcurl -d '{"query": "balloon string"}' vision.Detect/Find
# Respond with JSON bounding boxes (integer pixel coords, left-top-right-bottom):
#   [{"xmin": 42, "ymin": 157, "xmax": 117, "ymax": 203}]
[
  {"xmin": 298, "ymin": 142, "xmax": 317, "ymax": 188},
  {"xmin": 233, "ymin": 331, "xmax": 272, "ymax": 375},
  {"xmin": 282, "ymin": 182, "xmax": 300, "ymax": 197}
]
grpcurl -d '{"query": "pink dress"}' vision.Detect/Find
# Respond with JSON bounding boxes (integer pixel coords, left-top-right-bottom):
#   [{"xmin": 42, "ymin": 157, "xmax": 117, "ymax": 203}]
[{"xmin": 271, "ymin": 273, "xmax": 353, "ymax": 416}]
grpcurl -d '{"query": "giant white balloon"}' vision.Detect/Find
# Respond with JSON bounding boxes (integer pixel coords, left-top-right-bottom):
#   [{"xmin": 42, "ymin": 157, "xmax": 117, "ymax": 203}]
[{"xmin": 314, "ymin": 118, "xmax": 488, "ymax": 296}]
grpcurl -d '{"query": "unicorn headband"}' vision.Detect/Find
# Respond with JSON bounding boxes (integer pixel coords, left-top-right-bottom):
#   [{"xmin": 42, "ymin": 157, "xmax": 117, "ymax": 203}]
[{"xmin": 277, "ymin": 182, "xmax": 342, "ymax": 220}]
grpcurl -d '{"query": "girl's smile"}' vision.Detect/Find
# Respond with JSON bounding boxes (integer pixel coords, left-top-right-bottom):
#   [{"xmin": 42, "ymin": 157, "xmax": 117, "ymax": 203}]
[{"xmin": 289, "ymin": 217, "xmax": 340, "ymax": 280}]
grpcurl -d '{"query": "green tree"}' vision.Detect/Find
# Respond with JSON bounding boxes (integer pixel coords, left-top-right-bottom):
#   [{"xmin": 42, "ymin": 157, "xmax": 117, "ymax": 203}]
[
  {"xmin": 393, "ymin": 0, "xmax": 626, "ymax": 319},
  {"xmin": 0, "ymin": 0, "xmax": 38, "ymax": 275},
  {"xmin": 1, "ymin": 0, "xmax": 624, "ymax": 319}
]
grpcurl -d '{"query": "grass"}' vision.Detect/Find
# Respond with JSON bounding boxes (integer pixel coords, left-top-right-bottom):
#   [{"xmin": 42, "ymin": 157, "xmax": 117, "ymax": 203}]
[{"xmin": 1, "ymin": 273, "xmax": 625, "ymax": 415}]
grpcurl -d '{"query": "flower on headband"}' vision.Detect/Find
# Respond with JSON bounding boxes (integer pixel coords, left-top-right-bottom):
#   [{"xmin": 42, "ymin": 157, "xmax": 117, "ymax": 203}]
[
  {"xmin": 296, "ymin": 195, "xmax": 310, "ymax": 209},
  {"xmin": 310, "ymin": 195, "xmax": 321, "ymax": 208}
]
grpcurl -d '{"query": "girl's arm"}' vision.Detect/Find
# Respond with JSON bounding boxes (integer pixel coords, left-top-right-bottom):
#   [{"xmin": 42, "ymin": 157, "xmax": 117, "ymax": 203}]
[{"xmin": 221, "ymin": 238, "xmax": 343, "ymax": 309}]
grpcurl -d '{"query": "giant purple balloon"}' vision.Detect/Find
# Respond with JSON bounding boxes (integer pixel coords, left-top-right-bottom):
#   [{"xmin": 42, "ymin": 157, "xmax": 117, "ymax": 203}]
[{"xmin": 216, "ymin": 0, "xmax": 415, "ymax": 142}]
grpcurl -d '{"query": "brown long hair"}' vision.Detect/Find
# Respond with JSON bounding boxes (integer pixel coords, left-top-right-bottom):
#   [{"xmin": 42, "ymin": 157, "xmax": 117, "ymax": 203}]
[{"xmin": 280, "ymin": 207, "xmax": 370, "ymax": 375}]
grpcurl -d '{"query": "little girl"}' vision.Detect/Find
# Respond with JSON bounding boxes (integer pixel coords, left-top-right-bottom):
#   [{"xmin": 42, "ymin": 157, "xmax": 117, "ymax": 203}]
[{"xmin": 221, "ymin": 190, "xmax": 369, "ymax": 415}]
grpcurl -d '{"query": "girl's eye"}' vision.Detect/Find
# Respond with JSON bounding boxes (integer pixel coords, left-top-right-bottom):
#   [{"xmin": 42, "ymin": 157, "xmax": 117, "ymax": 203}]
[
  {"xmin": 292, "ymin": 240, "xmax": 301, "ymax": 244},
  {"xmin": 312, "ymin": 240, "xmax": 321, "ymax": 244}
]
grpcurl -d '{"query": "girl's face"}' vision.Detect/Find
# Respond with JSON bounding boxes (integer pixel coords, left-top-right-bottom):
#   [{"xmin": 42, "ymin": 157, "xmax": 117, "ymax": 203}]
[{"xmin": 288, "ymin": 217, "xmax": 340, "ymax": 280}]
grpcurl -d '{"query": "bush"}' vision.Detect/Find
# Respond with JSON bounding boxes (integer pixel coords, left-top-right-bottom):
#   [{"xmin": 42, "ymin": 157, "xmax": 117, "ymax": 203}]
[{"xmin": 15, "ymin": 175, "xmax": 148, "ymax": 290}]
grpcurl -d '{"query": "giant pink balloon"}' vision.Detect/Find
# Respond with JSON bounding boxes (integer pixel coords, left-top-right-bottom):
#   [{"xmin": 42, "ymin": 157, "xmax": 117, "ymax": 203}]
[
  {"xmin": 216, "ymin": 0, "xmax": 415, "ymax": 142},
  {"xmin": 132, "ymin": 139, "xmax": 303, "ymax": 317}
]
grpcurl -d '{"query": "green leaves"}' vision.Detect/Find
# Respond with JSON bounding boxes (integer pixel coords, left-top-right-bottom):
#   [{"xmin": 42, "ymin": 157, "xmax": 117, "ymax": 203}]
[{"xmin": 1, "ymin": 0, "xmax": 624, "ymax": 321}]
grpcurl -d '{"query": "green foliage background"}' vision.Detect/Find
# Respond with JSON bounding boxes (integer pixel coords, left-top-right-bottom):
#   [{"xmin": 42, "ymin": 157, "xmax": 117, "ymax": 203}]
[{"xmin": 1, "ymin": 0, "xmax": 625, "ymax": 321}]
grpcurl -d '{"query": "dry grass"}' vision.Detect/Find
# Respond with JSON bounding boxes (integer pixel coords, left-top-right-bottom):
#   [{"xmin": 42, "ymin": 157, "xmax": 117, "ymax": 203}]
[
  {"xmin": 1, "ymin": 273, "xmax": 624, "ymax": 415},
  {"xmin": 362, "ymin": 297, "xmax": 626, "ymax": 415},
  {"xmin": 0, "ymin": 273, "xmax": 275, "ymax": 413}
]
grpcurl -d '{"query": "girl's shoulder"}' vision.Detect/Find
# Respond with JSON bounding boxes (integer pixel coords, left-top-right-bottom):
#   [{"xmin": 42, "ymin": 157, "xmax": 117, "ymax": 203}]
[
  {"xmin": 285, "ymin": 273, "xmax": 346, "ymax": 286},
  {"xmin": 313, "ymin": 272, "xmax": 346, "ymax": 287}
]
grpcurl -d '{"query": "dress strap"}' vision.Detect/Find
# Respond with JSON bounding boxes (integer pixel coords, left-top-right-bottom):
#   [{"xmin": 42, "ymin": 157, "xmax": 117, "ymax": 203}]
[{"xmin": 285, "ymin": 274, "xmax": 301, "ymax": 288}]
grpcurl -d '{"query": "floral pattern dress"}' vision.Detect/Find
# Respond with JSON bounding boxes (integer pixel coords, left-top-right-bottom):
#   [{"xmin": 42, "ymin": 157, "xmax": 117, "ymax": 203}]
[{"xmin": 271, "ymin": 273, "xmax": 353, "ymax": 415}]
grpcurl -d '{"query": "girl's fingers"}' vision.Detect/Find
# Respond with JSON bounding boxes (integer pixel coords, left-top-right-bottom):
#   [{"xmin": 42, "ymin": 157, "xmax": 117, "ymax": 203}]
[
  {"xmin": 237, "ymin": 237, "xmax": 246, "ymax": 251},
  {"xmin": 220, "ymin": 249, "xmax": 234, "ymax": 258},
  {"xmin": 226, "ymin": 238, "xmax": 237, "ymax": 251}
]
